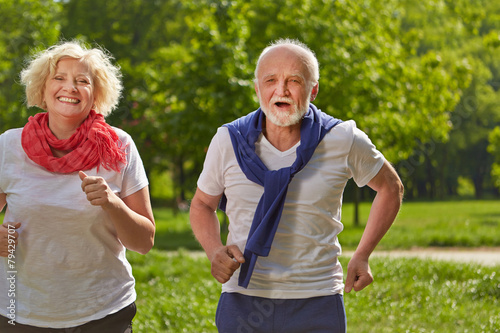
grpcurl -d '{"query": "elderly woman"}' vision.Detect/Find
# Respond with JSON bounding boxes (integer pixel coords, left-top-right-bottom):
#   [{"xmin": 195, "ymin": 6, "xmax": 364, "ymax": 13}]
[{"xmin": 0, "ymin": 41, "xmax": 155, "ymax": 332}]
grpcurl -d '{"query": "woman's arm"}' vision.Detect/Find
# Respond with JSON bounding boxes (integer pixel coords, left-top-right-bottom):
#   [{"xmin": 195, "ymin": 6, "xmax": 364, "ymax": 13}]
[
  {"xmin": 0, "ymin": 193, "xmax": 21, "ymax": 257},
  {"xmin": 0, "ymin": 193, "xmax": 5, "ymax": 212},
  {"xmin": 79, "ymin": 171, "xmax": 155, "ymax": 254}
]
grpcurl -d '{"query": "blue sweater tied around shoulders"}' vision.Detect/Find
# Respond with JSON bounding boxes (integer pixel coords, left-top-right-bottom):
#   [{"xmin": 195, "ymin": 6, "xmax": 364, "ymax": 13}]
[{"xmin": 220, "ymin": 103, "xmax": 342, "ymax": 288}]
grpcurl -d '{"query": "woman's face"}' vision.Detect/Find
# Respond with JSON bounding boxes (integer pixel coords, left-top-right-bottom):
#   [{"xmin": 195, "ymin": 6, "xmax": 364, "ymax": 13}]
[{"xmin": 43, "ymin": 58, "xmax": 95, "ymax": 128}]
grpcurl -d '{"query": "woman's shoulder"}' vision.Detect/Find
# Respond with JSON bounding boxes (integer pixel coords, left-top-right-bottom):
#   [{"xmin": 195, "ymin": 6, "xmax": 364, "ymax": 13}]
[
  {"xmin": 110, "ymin": 126, "xmax": 136, "ymax": 147},
  {"xmin": 0, "ymin": 128, "xmax": 23, "ymax": 143}
]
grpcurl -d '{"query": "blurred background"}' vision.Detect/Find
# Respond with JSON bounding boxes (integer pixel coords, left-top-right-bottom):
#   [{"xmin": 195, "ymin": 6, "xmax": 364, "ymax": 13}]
[
  {"xmin": 2, "ymin": 1, "xmax": 500, "ymax": 331},
  {"xmin": 1, "ymin": 0, "xmax": 500, "ymax": 209}
]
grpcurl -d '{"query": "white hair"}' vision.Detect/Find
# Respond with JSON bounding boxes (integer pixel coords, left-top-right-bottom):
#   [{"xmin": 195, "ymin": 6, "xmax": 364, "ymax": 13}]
[{"xmin": 254, "ymin": 38, "xmax": 320, "ymax": 87}]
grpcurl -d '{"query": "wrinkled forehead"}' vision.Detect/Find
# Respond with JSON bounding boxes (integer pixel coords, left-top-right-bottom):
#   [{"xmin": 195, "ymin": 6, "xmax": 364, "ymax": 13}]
[{"xmin": 256, "ymin": 45, "xmax": 314, "ymax": 81}]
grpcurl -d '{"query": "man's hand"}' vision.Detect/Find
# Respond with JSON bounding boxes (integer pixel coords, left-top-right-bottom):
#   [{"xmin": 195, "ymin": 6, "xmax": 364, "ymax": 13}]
[
  {"xmin": 209, "ymin": 245, "xmax": 245, "ymax": 284},
  {"xmin": 344, "ymin": 255, "xmax": 374, "ymax": 293},
  {"xmin": 79, "ymin": 171, "xmax": 119, "ymax": 209},
  {"xmin": 0, "ymin": 222, "xmax": 21, "ymax": 257}
]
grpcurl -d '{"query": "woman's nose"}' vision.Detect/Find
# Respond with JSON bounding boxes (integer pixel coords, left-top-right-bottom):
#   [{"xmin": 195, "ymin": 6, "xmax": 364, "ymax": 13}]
[{"xmin": 63, "ymin": 81, "xmax": 77, "ymax": 92}]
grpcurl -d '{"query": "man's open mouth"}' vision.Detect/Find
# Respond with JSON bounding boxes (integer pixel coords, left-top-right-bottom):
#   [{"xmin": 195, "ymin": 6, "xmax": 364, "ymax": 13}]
[{"xmin": 275, "ymin": 102, "xmax": 290, "ymax": 107}]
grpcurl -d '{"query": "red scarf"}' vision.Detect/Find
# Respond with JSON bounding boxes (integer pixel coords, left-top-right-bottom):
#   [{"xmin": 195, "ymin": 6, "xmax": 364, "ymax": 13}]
[{"xmin": 21, "ymin": 110, "xmax": 127, "ymax": 173}]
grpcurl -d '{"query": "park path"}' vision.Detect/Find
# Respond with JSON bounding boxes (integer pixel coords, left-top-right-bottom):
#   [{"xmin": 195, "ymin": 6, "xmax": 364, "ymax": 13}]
[
  {"xmin": 343, "ymin": 247, "xmax": 500, "ymax": 266},
  {"xmin": 185, "ymin": 247, "xmax": 500, "ymax": 266}
]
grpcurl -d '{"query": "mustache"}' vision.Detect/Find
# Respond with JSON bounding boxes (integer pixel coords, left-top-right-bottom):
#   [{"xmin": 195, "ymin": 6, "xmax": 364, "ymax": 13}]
[{"xmin": 270, "ymin": 97, "xmax": 296, "ymax": 106}]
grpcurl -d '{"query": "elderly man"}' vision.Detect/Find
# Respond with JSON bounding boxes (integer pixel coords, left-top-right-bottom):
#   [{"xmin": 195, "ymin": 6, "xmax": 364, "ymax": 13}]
[{"xmin": 190, "ymin": 39, "xmax": 403, "ymax": 333}]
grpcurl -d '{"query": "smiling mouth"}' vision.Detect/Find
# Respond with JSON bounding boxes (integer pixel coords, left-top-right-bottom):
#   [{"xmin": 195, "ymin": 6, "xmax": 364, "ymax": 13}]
[{"xmin": 58, "ymin": 97, "xmax": 80, "ymax": 104}]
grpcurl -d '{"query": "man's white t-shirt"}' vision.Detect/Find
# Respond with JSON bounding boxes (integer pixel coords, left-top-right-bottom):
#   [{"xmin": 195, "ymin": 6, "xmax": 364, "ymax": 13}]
[
  {"xmin": 198, "ymin": 120, "xmax": 385, "ymax": 299},
  {"xmin": 0, "ymin": 127, "xmax": 148, "ymax": 328}
]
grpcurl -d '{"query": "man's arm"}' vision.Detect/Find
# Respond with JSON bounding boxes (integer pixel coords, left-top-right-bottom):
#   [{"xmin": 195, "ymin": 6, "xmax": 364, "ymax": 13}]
[
  {"xmin": 345, "ymin": 160, "xmax": 404, "ymax": 293},
  {"xmin": 190, "ymin": 188, "xmax": 244, "ymax": 283}
]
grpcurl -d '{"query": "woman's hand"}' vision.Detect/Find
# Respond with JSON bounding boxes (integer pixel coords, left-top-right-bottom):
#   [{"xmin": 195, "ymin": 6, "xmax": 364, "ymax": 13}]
[
  {"xmin": 79, "ymin": 171, "xmax": 120, "ymax": 209},
  {"xmin": 0, "ymin": 223, "xmax": 21, "ymax": 257},
  {"xmin": 78, "ymin": 171, "xmax": 155, "ymax": 254}
]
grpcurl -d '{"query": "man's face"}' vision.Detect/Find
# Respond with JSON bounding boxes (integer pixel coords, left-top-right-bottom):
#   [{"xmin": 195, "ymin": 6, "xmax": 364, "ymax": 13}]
[{"xmin": 255, "ymin": 46, "xmax": 318, "ymax": 127}]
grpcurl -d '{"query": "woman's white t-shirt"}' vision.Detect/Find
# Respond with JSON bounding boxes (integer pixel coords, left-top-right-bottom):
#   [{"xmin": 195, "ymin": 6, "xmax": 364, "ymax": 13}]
[
  {"xmin": 198, "ymin": 120, "xmax": 385, "ymax": 299},
  {"xmin": 0, "ymin": 127, "xmax": 148, "ymax": 328}
]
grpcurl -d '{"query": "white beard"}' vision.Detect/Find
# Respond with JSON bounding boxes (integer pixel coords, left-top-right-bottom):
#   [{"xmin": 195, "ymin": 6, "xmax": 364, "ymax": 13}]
[{"xmin": 260, "ymin": 96, "xmax": 310, "ymax": 127}]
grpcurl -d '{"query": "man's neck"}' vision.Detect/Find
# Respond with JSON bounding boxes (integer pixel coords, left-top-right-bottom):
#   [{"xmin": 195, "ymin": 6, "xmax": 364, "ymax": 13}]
[{"xmin": 263, "ymin": 119, "xmax": 301, "ymax": 152}]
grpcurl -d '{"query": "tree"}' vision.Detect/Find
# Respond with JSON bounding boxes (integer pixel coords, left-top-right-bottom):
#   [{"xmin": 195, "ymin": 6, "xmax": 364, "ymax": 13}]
[
  {"xmin": 58, "ymin": 0, "xmax": 470, "ymax": 210},
  {"xmin": 0, "ymin": 0, "xmax": 61, "ymax": 133},
  {"xmin": 397, "ymin": 0, "xmax": 500, "ymax": 199}
]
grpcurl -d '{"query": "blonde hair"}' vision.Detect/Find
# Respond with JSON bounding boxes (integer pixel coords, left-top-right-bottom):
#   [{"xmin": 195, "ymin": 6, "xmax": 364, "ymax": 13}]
[{"xmin": 20, "ymin": 41, "xmax": 123, "ymax": 117}]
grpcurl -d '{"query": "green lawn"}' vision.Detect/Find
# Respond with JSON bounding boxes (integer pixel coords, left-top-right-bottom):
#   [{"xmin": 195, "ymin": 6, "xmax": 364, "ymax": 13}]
[
  {"xmin": 136, "ymin": 200, "xmax": 500, "ymax": 332},
  {"xmin": 340, "ymin": 200, "xmax": 500, "ymax": 249},
  {"xmin": 128, "ymin": 250, "xmax": 500, "ymax": 332},
  {"xmin": 2, "ymin": 200, "xmax": 500, "ymax": 332},
  {"xmin": 151, "ymin": 199, "xmax": 500, "ymax": 252}
]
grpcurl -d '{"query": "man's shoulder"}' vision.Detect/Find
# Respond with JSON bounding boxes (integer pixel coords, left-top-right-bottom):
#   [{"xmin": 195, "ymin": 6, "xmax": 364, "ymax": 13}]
[
  {"xmin": 324, "ymin": 119, "xmax": 357, "ymax": 140},
  {"xmin": 208, "ymin": 126, "xmax": 234, "ymax": 153}
]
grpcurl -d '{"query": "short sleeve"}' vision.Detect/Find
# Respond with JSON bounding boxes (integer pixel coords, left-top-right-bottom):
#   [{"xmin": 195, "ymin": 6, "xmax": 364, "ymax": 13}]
[
  {"xmin": 347, "ymin": 125, "xmax": 386, "ymax": 187},
  {"xmin": 115, "ymin": 129, "xmax": 149, "ymax": 198},
  {"xmin": 197, "ymin": 127, "xmax": 228, "ymax": 196}
]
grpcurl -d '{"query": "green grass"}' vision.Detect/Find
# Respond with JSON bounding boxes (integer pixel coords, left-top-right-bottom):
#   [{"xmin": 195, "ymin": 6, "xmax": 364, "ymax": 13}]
[
  {"xmin": 150, "ymin": 200, "xmax": 500, "ymax": 251},
  {"xmin": 339, "ymin": 200, "xmax": 500, "ymax": 250},
  {"xmin": 128, "ymin": 249, "xmax": 218, "ymax": 332},
  {"xmin": 128, "ymin": 250, "xmax": 500, "ymax": 333},
  {"xmin": 3, "ymin": 200, "xmax": 500, "ymax": 331},
  {"xmin": 152, "ymin": 208, "xmax": 203, "ymax": 251},
  {"xmin": 137, "ymin": 200, "xmax": 500, "ymax": 332}
]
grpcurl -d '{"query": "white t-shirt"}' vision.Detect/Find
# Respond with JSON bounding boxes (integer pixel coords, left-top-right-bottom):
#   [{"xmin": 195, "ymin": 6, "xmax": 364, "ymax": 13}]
[
  {"xmin": 198, "ymin": 120, "xmax": 385, "ymax": 299},
  {"xmin": 0, "ymin": 127, "xmax": 148, "ymax": 328}
]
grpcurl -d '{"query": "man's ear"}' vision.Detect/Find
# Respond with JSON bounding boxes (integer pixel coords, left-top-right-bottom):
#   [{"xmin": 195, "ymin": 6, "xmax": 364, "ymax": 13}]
[
  {"xmin": 254, "ymin": 81, "xmax": 259, "ymax": 96},
  {"xmin": 310, "ymin": 82, "xmax": 319, "ymax": 101}
]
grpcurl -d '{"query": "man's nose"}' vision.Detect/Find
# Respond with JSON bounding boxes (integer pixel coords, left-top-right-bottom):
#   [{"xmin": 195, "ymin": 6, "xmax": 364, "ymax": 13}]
[{"xmin": 276, "ymin": 80, "xmax": 289, "ymax": 96}]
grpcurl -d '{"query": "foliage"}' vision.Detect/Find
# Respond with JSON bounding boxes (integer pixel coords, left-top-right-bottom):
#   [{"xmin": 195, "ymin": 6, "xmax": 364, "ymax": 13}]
[
  {"xmin": 0, "ymin": 0, "xmax": 498, "ymax": 202},
  {"xmin": 488, "ymin": 126, "xmax": 500, "ymax": 187},
  {"xmin": 397, "ymin": 0, "xmax": 500, "ymax": 199},
  {"xmin": 0, "ymin": 0, "xmax": 61, "ymax": 133},
  {"xmin": 127, "ymin": 250, "xmax": 500, "ymax": 332},
  {"xmin": 55, "ymin": 0, "xmax": 470, "ymax": 199}
]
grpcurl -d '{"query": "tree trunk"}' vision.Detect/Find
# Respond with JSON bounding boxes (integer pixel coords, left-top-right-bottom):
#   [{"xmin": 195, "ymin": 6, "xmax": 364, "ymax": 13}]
[{"xmin": 353, "ymin": 186, "xmax": 360, "ymax": 227}]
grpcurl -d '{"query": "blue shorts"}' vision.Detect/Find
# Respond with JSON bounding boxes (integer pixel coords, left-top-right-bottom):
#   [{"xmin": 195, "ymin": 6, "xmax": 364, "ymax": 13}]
[{"xmin": 216, "ymin": 293, "xmax": 346, "ymax": 333}]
